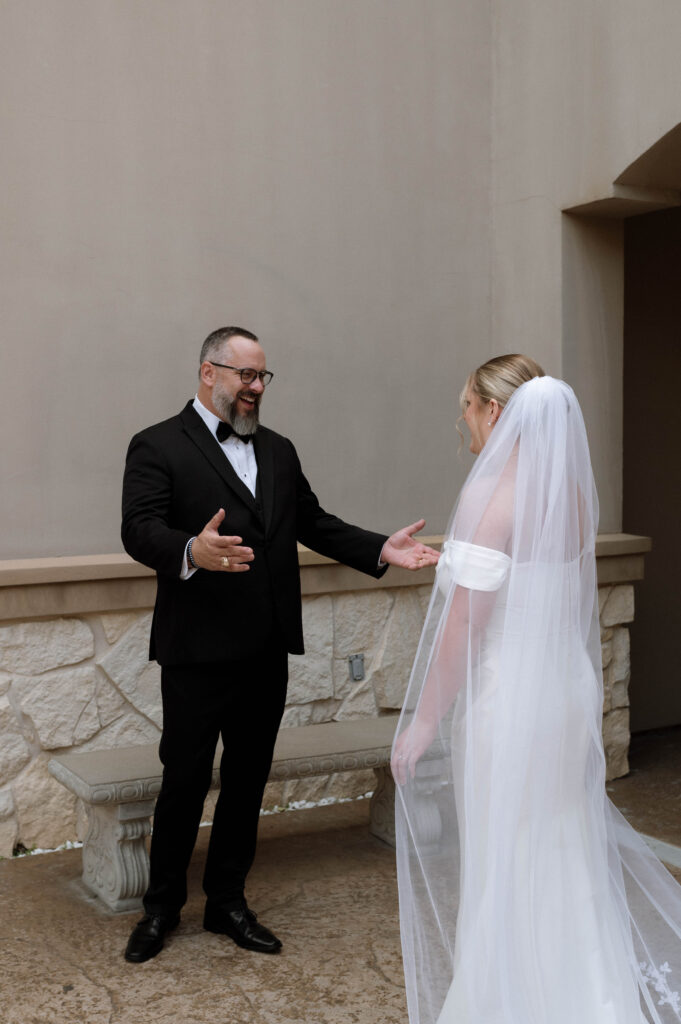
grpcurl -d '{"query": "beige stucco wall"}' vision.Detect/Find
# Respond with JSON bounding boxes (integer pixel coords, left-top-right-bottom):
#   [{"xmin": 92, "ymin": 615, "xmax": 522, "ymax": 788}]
[
  {"xmin": 490, "ymin": 0, "xmax": 681, "ymax": 531},
  {"xmin": 0, "ymin": 1, "xmax": 492, "ymax": 559},
  {"xmin": 3, "ymin": 2, "xmax": 681, "ymax": 556},
  {"xmin": 1, "ymin": 1, "xmax": 680, "ymax": 756}
]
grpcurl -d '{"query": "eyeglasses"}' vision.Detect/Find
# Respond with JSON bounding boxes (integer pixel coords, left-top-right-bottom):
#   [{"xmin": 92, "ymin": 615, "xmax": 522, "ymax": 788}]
[{"xmin": 209, "ymin": 362, "xmax": 274, "ymax": 386}]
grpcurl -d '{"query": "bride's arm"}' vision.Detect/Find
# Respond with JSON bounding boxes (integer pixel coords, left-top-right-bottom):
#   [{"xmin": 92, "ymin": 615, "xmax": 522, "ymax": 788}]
[
  {"xmin": 392, "ymin": 585, "xmax": 498, "ymax": 784},
  {"xmin": 392, "ymin": 479, "xmax": 513, "ymax": 785}
]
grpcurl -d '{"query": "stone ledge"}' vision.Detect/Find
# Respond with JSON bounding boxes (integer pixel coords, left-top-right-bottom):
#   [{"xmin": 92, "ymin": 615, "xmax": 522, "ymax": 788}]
[
  {"xmin": 594, "ymin": 533, "xmax": 651, "ymax": 557},
  {"xmin": 0, "ymin": 534, "xmax": 650, "ymax": 622}
]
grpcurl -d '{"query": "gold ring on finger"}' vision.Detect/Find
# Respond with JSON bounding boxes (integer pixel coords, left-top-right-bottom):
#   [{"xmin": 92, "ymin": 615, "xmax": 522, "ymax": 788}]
[{"xmin": 221, "ymin": 556, "xmax": 230, "ymax": 568}]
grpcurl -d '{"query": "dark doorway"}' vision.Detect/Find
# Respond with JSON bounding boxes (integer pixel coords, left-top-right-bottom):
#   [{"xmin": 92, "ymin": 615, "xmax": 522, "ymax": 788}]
[{"xmin": 624, "ymin": 206, "xmax": 681, "ymax": 731}]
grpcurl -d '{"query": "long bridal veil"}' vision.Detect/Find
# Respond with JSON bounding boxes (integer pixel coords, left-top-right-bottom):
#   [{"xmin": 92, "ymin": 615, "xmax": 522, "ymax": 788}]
[{"xmin": 393, "ymin": 377, "xmax": 681, "ymax": 1024}]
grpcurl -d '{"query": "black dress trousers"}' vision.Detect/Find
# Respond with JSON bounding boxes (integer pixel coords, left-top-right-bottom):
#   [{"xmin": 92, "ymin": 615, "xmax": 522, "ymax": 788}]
[{"xmin": 143, "ymin": 643, "xmax": 289, "ymax": 916}]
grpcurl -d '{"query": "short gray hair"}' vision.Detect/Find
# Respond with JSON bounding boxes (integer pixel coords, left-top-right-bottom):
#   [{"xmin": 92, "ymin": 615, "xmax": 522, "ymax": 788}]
[{"xmin": 199, "ymin": 326, "xmax": 259, "ymax": 366}]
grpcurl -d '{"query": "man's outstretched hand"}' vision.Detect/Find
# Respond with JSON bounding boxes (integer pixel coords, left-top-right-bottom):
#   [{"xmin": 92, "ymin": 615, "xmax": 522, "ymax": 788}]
[
  {"xmin": 380, "ymin": 519, "xmax": 440, "ymax": 571},
  {"xmin": 191, "ymin": 509, "xmax": 254, "ymax": 572}
]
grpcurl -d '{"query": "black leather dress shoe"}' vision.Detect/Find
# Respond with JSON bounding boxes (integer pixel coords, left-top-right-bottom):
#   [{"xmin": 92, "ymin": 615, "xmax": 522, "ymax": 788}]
[
  {"xmin": 203, "ymin": 903, "xmax": 282, "ymax": 954},
  {"xmin": 124, "ymin": 913, "xmax": 180, "ymax": 963}
]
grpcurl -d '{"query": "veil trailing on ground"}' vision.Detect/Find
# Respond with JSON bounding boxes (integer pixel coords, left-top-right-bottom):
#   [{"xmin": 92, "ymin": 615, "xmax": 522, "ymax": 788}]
[{"xmin": 393, "ymin": 377, "xmax": 681, "ymax": 1024}]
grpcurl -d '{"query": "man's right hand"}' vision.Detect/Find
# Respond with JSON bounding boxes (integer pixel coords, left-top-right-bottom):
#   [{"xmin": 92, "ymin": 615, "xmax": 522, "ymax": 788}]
[{"xmin": 191, "ymin": 509, "xmax": 254, "ymax": 572}]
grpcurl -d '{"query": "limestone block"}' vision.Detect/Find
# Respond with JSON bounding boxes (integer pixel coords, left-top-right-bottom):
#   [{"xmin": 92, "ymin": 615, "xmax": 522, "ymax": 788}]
[
  {"xmin": 0, "ymin": 817, "xmax": 17, "ymax": 859},
  {"xmin": 13, "ymin": 753, "xmax": 78, "ymax": 849},
  {"xmin": 600, "ymin": 585, "xmax": 634, "ymax": 628},
  {"xmin": 76, "ymin": 712, "xmax": 161, "ymax": 751},
  {"xmin": 0, "ymin": 697, "xmax": 32, "ymax": 783},
  {"xmin": 371, "ymin": 590, "xmax": 425, "ymax": 710},
  {"xmin": 331, "ymin": 591, "xmax": 393, "ymax": 699},
  {"xmin": 0, "ymin": 618, "xmax": 94, "ymax": 675},
  {"xmin": 370, "ymin": 765, "xmax": 396, "ymax": 846},
  {"xmin": 281, "ymin": 770, "xmax": 375, "ymax": 806},
  {"xmin": 601, "ymin": 632, "xmax": 613, "ymax": 671},
  {"xmin": 99, "ymin": 611, "xmax": 143, "ymax": 646},
  {"xmin": 335, "ymin": 679, "xmax": 378, "ymax": 720},
  {"xmin": 604, "ymin": 627, "xmax": 630, "ymax": 712},
  {"xmin": 97, "ymin": 613, "xmax": 162, "ymax": 727},
  {"xmin": 0, "ymin": 671, "xmax": 10, "ymax": 696},
  {"xmin": 602, "ymin": 667, "xmax": 613, "ymax": 714},
  {"xmin": 13, "ymin": 665, "xmax": 99, "ymax": 749},
  {"xmin": 611, "ymin": 678, "xmax": 630, "ymax": 711},
  {"xmin": 415, "ymin": 583, "xmax": 436, "ymax": 620},
  {"xmin": 95, "ymin": 672, "xmax": 129, "ymax": 728},
  {"xmin": 332, "ymin": 656, "xmax": 358, "ymax": 702},
  {"xmin": 611, "ymin": 627, "xmax": 631, "ymax": 684},
  {"xmin": 282, "ymin": 775, "xmax": 332, "ymax": 806},
  {"xmin": 274, "ymin": 770, "xmax": 372, "ymax": 811},
  {"xmin": 262, "ymin": 780, "xmax": 287, "ymax": 810},
  {"xmin": 280, "ymin": 698, "xmax": 340, "ymax": 728},
  {"xmin": 287, "ymin": 596, "xmax": 334, "ymax": 704},
  {"xmin": 0, "ymin": 786, "xmax": 15, "ymax": 821},
  {"xmin": 323, "ymin": 767, "xmax": 375, "ymax": 802},
  {"xmin": 332, "ymin": 590, "xmax": 394, "ymax": 656},
  {"xmin": 201, "ymin": 790, "xmax": 218, "ymax": 823},
  {"xmin": 602, "ymin": 708, "xmax": 630, "ymax": 781}
]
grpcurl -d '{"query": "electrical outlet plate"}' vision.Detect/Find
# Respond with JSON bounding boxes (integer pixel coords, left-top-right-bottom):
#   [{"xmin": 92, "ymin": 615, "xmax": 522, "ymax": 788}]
[{"xmin": 348, "ymin": 653, "xmax": 365, "ymax": 682}]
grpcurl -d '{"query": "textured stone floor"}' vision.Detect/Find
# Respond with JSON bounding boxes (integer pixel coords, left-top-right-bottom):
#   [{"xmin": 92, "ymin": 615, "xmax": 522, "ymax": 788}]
[
  {"xmin": 608, "ymin": 725, "xmax": 681, "ymax": 852},
  {"xmin": 1, "ymin": 727, "xmax": 681, "ymax": 1024},
  {"xmin": 0, "ymin": 801, "xmax": 405, "ymax": 1024}
]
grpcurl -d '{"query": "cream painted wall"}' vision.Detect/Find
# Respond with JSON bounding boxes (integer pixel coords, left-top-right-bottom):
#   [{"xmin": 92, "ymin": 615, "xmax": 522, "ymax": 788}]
[
  {"xmin": 562, "ymin": 216, "xmax": 624, "ymax": 527},
  {"xmin": 490, "ymin": 0, "xmax": 681, "ymax": 530},
  {"xmin": 0, "ymin": 1, "xmax": 492, "ymax": 559},
  {"xmin": 4, "ymin": 0, "xmax": 681, "ymax": 557}
]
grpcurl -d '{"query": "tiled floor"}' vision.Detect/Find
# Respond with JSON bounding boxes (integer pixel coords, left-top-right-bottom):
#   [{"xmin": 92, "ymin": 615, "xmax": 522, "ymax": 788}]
[{"xmin": 1, "ymin": 727, "xmax": 680, "ymax": 1024}]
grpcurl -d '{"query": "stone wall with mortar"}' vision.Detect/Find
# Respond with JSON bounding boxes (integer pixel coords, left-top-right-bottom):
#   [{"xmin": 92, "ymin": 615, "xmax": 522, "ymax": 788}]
[{"xmin": 0, "ymin": 576, "xmax": 637, "ymax": 858}]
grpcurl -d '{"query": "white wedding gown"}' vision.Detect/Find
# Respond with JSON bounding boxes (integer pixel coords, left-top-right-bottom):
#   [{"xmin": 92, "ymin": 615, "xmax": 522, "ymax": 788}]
[
  {"xmin": 435, "ymin": 542, "xmax": 646, "ymax": 1024},
  {"xmin": 395, "ymin": 379, "xmax": 681, "ymax": 1024}
]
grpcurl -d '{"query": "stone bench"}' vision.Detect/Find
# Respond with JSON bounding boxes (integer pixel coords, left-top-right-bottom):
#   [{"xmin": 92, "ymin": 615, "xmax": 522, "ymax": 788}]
[{"xmin": 48, "ymin": 714, "xmax": 399, "ymax": 913}]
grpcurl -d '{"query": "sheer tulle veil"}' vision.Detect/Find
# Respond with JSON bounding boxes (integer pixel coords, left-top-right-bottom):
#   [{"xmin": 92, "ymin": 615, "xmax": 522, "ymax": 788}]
[{"xmin": 393, "ymin": 376, "xmax": 681, "ymax": 1024}]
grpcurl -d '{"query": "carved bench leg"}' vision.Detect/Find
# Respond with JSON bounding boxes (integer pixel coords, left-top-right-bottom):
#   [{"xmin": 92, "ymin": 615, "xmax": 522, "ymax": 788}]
[
  {"xmin": 369, "ymin": 765, "xmax": 396, "ymax": 847},
  {"xmin": 81, "ymin": 800, "xmax": 154, "ymax": 913}
]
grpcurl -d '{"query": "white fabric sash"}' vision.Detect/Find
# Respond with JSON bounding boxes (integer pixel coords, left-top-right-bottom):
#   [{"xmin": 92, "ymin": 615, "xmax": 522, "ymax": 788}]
[{"xmin": 436, "ymin": 539, "xmax": 511, "ymax": 595}]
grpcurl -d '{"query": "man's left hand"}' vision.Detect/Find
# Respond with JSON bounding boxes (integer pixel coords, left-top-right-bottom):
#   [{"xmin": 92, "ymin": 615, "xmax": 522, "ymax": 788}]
[{"xmin": 380, "ymin": 520, "xmax": 440, "ymax": 571}]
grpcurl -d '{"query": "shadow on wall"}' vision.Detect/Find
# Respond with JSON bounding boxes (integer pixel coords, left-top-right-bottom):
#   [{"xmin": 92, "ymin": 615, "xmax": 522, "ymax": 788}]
[{"xmin": 562, "ymin": 120, "xmax": 681, "ymax": 733}]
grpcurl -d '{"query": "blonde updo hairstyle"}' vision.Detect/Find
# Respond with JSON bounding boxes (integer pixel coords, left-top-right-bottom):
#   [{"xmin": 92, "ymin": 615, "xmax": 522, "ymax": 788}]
[{"xmin": 458, "ymin": 353, "xmax": 545, "ymax": 446}]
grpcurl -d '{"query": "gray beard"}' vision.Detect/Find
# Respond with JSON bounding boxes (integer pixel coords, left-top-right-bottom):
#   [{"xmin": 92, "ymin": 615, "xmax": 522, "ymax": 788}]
[{"xmin": 213, "ymin": 388, "xmax": 260, "ymax": 435}]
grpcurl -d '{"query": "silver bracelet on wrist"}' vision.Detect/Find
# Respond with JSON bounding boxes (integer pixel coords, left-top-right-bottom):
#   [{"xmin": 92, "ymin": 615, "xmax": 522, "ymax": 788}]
[{"xmin": 187, "ymin": 537, "xmax": 199, "ymax": 570}]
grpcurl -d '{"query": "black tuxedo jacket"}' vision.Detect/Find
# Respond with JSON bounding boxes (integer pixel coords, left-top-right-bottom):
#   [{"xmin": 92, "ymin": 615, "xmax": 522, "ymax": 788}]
[{"xmin": 121, "ymin": 401, "xmax": 388, "ymax": 665}]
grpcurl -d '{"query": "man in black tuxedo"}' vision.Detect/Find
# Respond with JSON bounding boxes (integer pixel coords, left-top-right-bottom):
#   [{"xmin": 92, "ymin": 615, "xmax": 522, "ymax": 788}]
[{"xmin": 121, "ymin": 326, "xmax": 439, "ymax": 963}]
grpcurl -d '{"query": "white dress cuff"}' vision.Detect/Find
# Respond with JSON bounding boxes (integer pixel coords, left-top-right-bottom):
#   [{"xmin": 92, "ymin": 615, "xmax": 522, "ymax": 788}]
[{"xmin": 180, "ymin": 539, "xmax": 198, "ymax": 580}]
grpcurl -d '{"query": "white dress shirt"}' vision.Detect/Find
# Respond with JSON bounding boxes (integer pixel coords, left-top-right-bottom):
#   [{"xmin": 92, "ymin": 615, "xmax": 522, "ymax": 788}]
[
  {"xmin": 181, "ymin": 395, "xmax": 258, "ymax": 579},
  {"xmin": 182, "ymin": 396, "xmax": 387, "ymax": 577}
]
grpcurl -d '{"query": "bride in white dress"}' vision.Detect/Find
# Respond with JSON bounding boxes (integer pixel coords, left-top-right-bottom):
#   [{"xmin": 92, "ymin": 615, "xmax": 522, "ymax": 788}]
[{"xmin": 392, "ymin": 356, "xmax": 681, "ymax": 1024}]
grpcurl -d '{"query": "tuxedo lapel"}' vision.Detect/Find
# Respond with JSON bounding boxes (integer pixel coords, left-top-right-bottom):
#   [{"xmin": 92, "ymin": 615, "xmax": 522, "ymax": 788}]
[
  {"xmin": 180, "ymin": 402, "xmax": 258, "ymax": 513},
  {"xmin": 253, "ymin": 428, "xmax": 275, "ymax": 530}
]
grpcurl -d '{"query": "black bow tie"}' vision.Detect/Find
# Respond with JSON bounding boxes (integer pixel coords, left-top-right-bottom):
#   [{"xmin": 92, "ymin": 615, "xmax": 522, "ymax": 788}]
[{"xmin": 216, "ymin": 421, "xmax": 253, "ymax": 444}]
